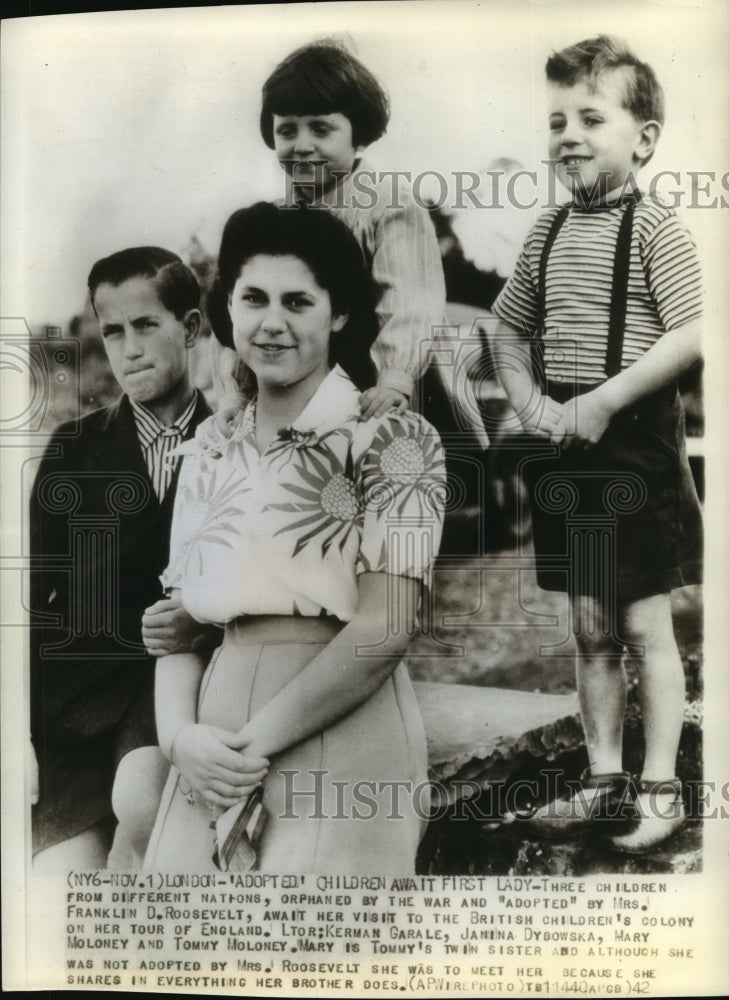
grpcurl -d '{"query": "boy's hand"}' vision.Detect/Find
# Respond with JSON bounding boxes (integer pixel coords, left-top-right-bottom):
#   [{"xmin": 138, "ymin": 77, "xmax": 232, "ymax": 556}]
[
  {"xmin": 520, "ymin": 393, "xmax": 563, "ymax": 437},
  {"xmin": 358, "ymin": 387, "xmax": 409, "ymax": 421},
  {"xmin": 551, "ymin": 386, "xmax": 614, "ymax": 448},
  {"xmin": 142, "ymin": 597, "xmax": 206, "ymax": 657},
  {"xmin": 171, "ymin": 723, "xmax": 269, "ymax": 808}
]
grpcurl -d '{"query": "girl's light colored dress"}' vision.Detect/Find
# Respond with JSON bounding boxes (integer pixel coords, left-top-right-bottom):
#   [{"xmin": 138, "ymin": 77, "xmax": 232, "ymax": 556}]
[{"xmin": 144, "ymin": 367, "xmax": 446, "ymax": 873}]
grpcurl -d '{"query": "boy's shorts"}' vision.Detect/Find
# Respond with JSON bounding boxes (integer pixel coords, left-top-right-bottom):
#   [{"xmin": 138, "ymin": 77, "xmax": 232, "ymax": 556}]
[
  {"xmin": 519, "ymin": 382, "xmax": 703, "ymax": 604},
  {"xmin": 32, "ymin": 664, "xmax": 157, "ymax": 856}
]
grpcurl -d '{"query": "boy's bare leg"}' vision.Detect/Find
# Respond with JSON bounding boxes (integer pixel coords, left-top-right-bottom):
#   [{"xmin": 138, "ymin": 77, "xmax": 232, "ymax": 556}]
[
  {"xmin": 572, "ymin": 594, "xmax": 626, "ymax": 778},
  {"xmin": 621, "ymin": 592, "xmax": 685, "ymax": 780},
  {"xmin": 518, "ymin": 595, "xmax": 628, "ymax": 835},
  {"xmin": 33, "ymin": 819, "xmax": 113, "ymax": 875},
  {"xmin": 110, "ymin": 746, "xmax": 170, "ymax": 868},
  {"xmin": 609, "ymin": 592, "xmax": 686, "ymax": 852}
]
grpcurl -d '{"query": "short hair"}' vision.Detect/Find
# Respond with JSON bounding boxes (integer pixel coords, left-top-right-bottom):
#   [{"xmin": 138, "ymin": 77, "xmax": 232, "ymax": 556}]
[
  {"xmin": 207, "ymin": 202, "xmax": 377, "ymax": 391},
  {"xmin": 260, "ymin": 40, "xmax": 390, "ymax": 150},
  {"xmin": 546, "ymin": 35, "xmax": 665, "ymax": 127},
  {"xmin": 88, "ymin": 247, "xmax": 200, "ymax": 319}
]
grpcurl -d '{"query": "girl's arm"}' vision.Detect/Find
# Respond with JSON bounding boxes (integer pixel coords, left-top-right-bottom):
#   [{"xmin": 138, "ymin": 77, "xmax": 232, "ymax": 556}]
[
  {"xmin": 364, "ymin": 193, "xmax": 446, "ymax": 405},
  {"xmin": 155, "ymin": 614, "xmax": 269, "ymax": 809},
  {"xmin": 553, "ymin": 320, "xmax": 702, "ymax": 447},
  {"xmin": 154, "ymin": 647, "xmax": 207, "ymax": 761},
  {"xmin": 236, "ymin": 572, "xmax": 419, "ymax": 759}
]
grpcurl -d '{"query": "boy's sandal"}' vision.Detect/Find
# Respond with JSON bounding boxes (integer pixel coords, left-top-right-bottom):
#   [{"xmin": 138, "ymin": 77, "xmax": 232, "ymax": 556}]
[
  {"xmin": 608, "ymin": 778, "xmax": 685, "ymax": 856},
  {"xmin": 519, "ymin": 769, "xmax": 633, "ymax": 841}
]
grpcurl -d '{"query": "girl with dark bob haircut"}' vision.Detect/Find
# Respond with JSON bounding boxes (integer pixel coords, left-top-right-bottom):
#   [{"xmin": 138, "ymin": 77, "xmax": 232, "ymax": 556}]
[
  {"xmin": 259, "ymin": 40, "xmax": 390, "ymax": 150},
  {"xmin": 207, "ymin": 201, "xmax": 377, "ymax": 392},
  {"xmin": 213, "ymin": 40, "xmax": 451, "ymax": 429}
]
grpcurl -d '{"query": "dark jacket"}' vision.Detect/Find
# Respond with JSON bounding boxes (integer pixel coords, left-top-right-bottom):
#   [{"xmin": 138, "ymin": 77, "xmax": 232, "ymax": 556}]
[{"xmin": 30, "ymin": 392, "xmax": 211, "ymax": 745}]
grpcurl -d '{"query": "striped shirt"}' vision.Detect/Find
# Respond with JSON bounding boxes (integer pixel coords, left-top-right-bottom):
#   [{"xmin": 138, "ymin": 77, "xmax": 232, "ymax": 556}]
[
  {"xmin": 491, "ymin": 194, "xmax": 703, "ymax": 384},
  {"xmin": 129, "ymin": 391, "xmax": 198, "ymax": 500}
]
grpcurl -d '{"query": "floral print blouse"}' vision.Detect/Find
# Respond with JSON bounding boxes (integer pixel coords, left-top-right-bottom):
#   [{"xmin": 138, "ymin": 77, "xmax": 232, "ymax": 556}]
[{"xmin": 162, "ymin": 367, "xmax": 446, "ymax": 625}]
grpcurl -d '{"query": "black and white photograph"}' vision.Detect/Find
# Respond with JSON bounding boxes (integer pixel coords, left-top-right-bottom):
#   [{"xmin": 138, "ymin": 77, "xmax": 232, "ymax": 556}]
[{"xmin": 2, "ymin": 0, "xmax": 728, "ymax": 994}]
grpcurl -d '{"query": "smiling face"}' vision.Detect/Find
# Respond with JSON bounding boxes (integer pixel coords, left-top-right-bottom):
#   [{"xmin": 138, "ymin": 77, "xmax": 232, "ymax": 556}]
[
  {"xmin": 229, "ymin": 254, "xmax": 347, "ymax": 396},
  {"xmin": 94, "ymin": 277, "xmax": 196, "ymax": 417},
  {"xmin": 272, "ymin": 112, "xmax": 359, "ymax": 198},
  {"xmin": 548, "ymin": 69, "xmax": 655, "ymax": 199}
]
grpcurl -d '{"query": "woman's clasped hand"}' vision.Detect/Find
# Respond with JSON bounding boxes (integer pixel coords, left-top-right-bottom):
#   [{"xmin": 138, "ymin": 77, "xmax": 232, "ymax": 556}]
[{"xmin": 169, "ymin": 723, "xmax": 269, "ymax": 809}]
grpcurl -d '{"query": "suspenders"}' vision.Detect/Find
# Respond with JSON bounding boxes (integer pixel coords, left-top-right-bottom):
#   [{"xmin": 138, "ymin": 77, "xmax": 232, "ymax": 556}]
[
  {"xmin": 604, "ymin": 200, "xmax": 638, "ymax": 377},
  {"xmin": 533, "ymin": 205, "xmax": 569, "ymax": 388},
  {"xmin": 534, "ymin": 196, "xmax": 640, "ymax": 387}
]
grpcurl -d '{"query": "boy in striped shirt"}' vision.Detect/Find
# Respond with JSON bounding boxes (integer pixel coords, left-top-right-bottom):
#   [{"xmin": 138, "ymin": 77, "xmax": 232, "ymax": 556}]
[{"xmin": 491, "ymin": 35, "xmax": 702, "ymax": 853}]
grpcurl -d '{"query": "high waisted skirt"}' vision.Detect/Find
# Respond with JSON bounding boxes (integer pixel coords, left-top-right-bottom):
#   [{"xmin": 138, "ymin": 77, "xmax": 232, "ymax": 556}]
[{"xmin": 144, "ymin": 616, "xmax": 429, "ymax": 873}]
